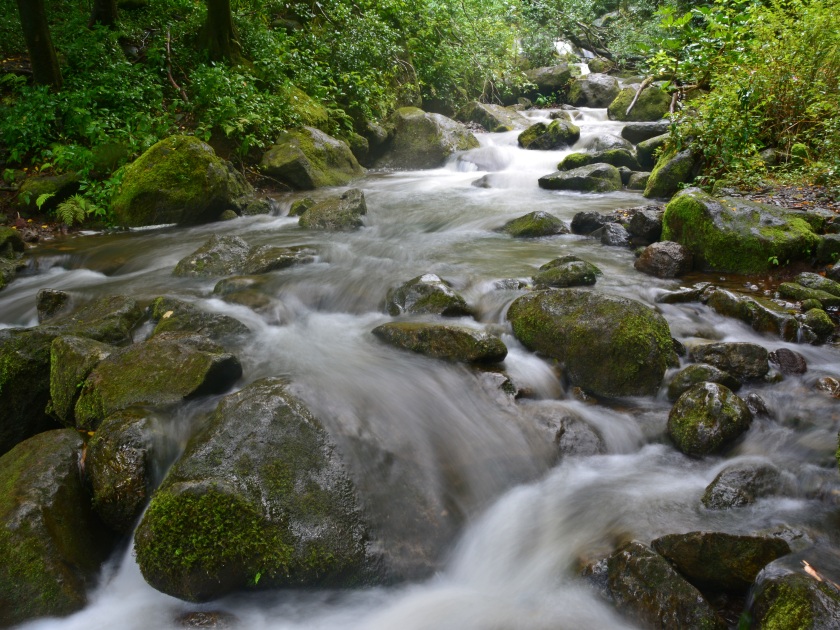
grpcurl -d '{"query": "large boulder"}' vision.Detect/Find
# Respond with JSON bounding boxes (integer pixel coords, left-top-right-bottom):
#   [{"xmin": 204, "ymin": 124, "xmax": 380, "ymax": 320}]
[
  {"xmin": 634, "ymin": 241, "xmax": 693, "ymax": 278},
  {"xmin": 538, "ymin": 163, "xmax": 623, "ymax": 193},
  {"xmin": 523, "ymin": 64, "xmax": 580, "ymax": 97},
  {"xmin": 15, "ymin": 172, "xmax": 80, "ymax": 212},
  {"xmin": 507, "ymin": 289, "xmax": 675, "ymax": 397},
  {"xmin": 112, "ymin": 135, "xmax": 251, "ymax": 227},
  {"xmin": 607, "ymin": 86, "xmax": 671, "ymax": 122},
  {"xmin": 298, "ymin": 188, "xmax": 367, "ymax": 231},
  {"xmin": 149, "ymin": 296, "xmax": 249, "ymax": 340},
  {"xmin": 371, "ymin": 322, "xmax": 507, "ymax": 363},
  {"xmin": 259, "ymin": 127, "xmax": 364, "ymax": 190},
  {"xmin": 385, "ymin": 274, "xmax": 472, "ymax": 317},
  {"xmin": 689, "ymin": 341, "xmax": 770, "ymax": 381},
  {"xmin": 558, "ymin": 149, "xmax": 641, "ymax": 171},
  {"xmin": 622, "ymin": 121, "xmax": 670, "ymax": 144},
  {"xmin": 667, "ymin": 382, "xmax": 752, "ymax": 456},
  {"xmin": 705, "ymin": 289, "xmax": 800, "ymax": 341},
  {"xmin": 518, "ymin": 120, "xmax": 581, "ymax": 150},
  {"xmin": 566, "ymin": 73, "xmax": 620, "ymax": 107},
  {"xmin": 0, "ymin": 430, "xmax": 114, "ymax": 626},
  {"xmin": 643, "ymin": 149, "xmax": 700, "ymax": 199},
  {"xmin": 457, "ymin": 102, "xmax": 529, "ymax": 132},
  {"xmin": 49, "ymin": 336, "xmax": 114, "ymax": 426},
  {"xmin": 662, "ymin": 188, "xmax": 820, "ymax": 274},
  {"xmin": 50, "ymin": 294, "xmax": 145, "ymax": 346},
  {"xmin": 374, "ymin": 108, "xmax": 479, "ymax": 169},
  {"xmin": 499, "ymin": 211, "xmax": 569, "ymax": 237},
  {"xmin": 172, "ymin": 235, "xmax": 250, "ymax": 278},
  {"xmin": 134, "ymin": 378, "xmax": 374, "ymax": 601}
]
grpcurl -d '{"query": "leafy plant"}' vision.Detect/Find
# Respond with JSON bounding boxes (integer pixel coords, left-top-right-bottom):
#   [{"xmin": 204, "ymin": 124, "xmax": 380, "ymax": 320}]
[{"xmin": 54, "ymin": 194, "xmax": 95, "ymax": 226}]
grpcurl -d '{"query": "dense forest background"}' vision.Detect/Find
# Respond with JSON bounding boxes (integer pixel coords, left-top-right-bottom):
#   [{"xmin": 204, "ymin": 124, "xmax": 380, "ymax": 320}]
[{"xmin": 1, "ymin": 0, "xmax": 838, "ymax": 224}]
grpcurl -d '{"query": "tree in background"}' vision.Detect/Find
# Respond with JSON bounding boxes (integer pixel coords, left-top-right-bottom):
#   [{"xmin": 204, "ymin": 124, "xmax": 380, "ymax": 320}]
[
  {"xmin": 89, "ymin": 0, "xmax": 119, "ymax": 28},
  {"xmin": 200, "ymin": 0, "xmax": 243, "ymax": 63},
  {"xmin": 14, "ymin": 0, "xmax": 62, "ymax": 88}
]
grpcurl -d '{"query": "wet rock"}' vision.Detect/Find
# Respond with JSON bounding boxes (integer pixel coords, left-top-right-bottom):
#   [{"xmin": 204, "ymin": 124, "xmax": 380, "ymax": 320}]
[
  {"xmin": 518, "ymin": 120, "xmax": 581, "ymax": 150},
  {"xmin": 593, "ymin": 222, "xmax": 631, "ymax": 246},
  {"xmin": 372, "ymin": 322, "xmax": 507, "ymax": 363},
  {"xmin": 529, "ymin": 406, "xmax": 605, "ymax": 458},
  {"xmin": 112, "ymin": 135, "xmax": 251, "ymax": 227},
  {"xmin": 583, "ymin": 133, "xmax": 634, "ymax": 153},
  {"xmin": 16, "ymin": 172, "xmax": 80, "ymax": 212},
  {"xmin": 523, "ymin": 64, "xmax": 580, "ymax": 97},
  {"xmin": 243, "ymin": 244, "xmax": 316, "ymax": 274},
  {"xmin": 289, "ymin": 197, "xmax": 316, "ymax": 217},
  {"xmin": 499, "ymin": 211, "xmax": 569, "ymax": 238},
  {"xmin": 533, "ymin": 256, "xmax": 601, "ymax": 289},
  {"xmin": 299, "ymin": 188, "xmax": 367, "ymax": 231},
  {"xmin": 239, "ymin": 196, "xmax": 274, "ymax": 216},
  {"xmin": 385, "ymin": 274, "xmax": 472, "ymax": 317},
  {"xmin": 0, "ymin": 257, "xmax": 25, "ymax": 292},
  {"xmin": 815, "ymin": 234, "xmax": 840, "ymax": 264},
  {"xmin": 571, "ymin": 210, "xmax": 612, "ymax": 235},
  {"xmin": 667, "ymin": 382, "xmax": 752, "ymax": 457},
  {"xmin": 457, "ymin": 102, "xmax": 529, "ymax": 132},
  {"xmin": 827, "ymin": 264, "xmax": 840, "ymax": 283},
  {"xmin": 635, "ymin": 241, "xmax": 693, "ymax": 278},
  {"xmin": 605, "ymin": 541, "xmax": 725, "ymax": 629},
  {"xmin": 0, "ymin": 226, "xmax": 25, "ymax": 259},
  {"xmin": 621, "ymin": 121, "xmax": 671, "ymax": 144},
  {"xmin": 702, "ymin": 461, "xmax": 782, "ymax": 509},
  {"xmin": 558, "ymin": 149, "xmax": 640, "ymax": 171},
  {"xmin": 49, "ymin": 336, "xmax": 114, "ymax": 426},
  {"xmin": 802, "ymin": 308, "xmax": 835, "ymax": 343},
  {"xmin": 538, "ymin": 163, "xmax": 623, "ymax": 193},
  {"xmin": 662, "ymin": 188, "xmax": 820, "ymax": 274},
  {"xmin": 816, "ymin": 377, "xmax": 840, "ymax": 398},
  {"xmin": 652, "ymin": 532, "xmax": 790, "ymax": 593},
  {"xmin": 149, "ymin": 297, "xmax": 249, "ymax": 340},
  {"xmin": 689, "ymin": 342, "xmax": 770, "ymax": 381},
  {"xmin": 627, "ymin": 171, "xmax": 650, "ymax": 190},
  {"xmin": 0, "ymin": 430, "xmax": 114, "ymax": 626},
  {"xmin": 607, "ymin": 86, "xmax": 671, "ymax": 122},
  {"xmin": 172, "ymin": 235, "xmax": 250, "ymax": 278},
  {"xmin": 769, "ymin": 348, "xmax": 808, "ymax": 375},
  {"xmin": 750, "ymin": 562, "xmax": 840, "ymax": 629},
  {"xmin": 260, "ymin": 127, "xmax": 364, "ymax": 190},
  {"xmin": 74, "ymin": 332, "xmax": 242, "ymax": 431},
  {"xmin": 779, "ymin": 283, "xmax": 840, "ymax": 308},
  {"xmin": 212, "ymin": 275, "xmax": 269, "ymax": 296},
  {"xmin": 801, "ymin": 298, "xmax": 823, "ymax": 311},
  {"xmin": 507, "ymin": 289, "xmax": 675, "ymax": 398},
  {"xmin": 794, "ymin": 272, "xmax": 840, "ymax": 297},
  {"xmin": 745, "ymin": 392, "xmax": 771, "ymax": 417},
  {"xmin": 176, "ymin": 611, "xmax": 238, "ymax": 628},
  {"xmin": 36, "ymin": 289, "xmax": 71, "ymax": 323},
  {"xmin": 134, "ymin": 378, "xmax": 374, "ymax": 601},
  {"xmin": 644, "ymin": 149, "xmax": 701, "ymax": 199},
  {"xmin": 456, "ymin": 146, "xmax": 514, "ymax": 172},
  {"xmin": 52, "ymin": 295, "xmax": 145, "ymax": 346},
  {"xmin": 667, "ymin": 364, "xmax": 740, "ymax": 401},
  {"xmin": 375, "ymin": 107, "xmax": 479, "ymax": 169},
  {"xmin": 637, "ymin": 133, "xmax": 668, "ymax": 169},
  {"xmin": 626, "ymin": 207, "xmax": 664, "ymax": 244},
  {"xmin": 705, "ymin": 289, "xmax": 800, "ymax": 342},
  {"xmin": 567, "ymin": 73, "xmax": 620, "ymax": 107}
]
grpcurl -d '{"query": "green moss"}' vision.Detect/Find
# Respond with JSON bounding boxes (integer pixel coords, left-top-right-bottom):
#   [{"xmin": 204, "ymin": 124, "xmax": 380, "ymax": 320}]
[
  {"xmin": 518, "ymin": 120, "xmax": 580, "ymax": 150},
  {"xmin": 608, "ymin": 86, "xmax": 671, "ymax": 122},
  {"xmin": 501, "ymin": 211, "xmax": 566, "ymax": 237},
  {"xmin": 559, "ymin": 152, "xmax": 589, "ymax": 170},
  {"xmin": 759, "ymin": 579, "xmax": 814, "ymax": 629}
]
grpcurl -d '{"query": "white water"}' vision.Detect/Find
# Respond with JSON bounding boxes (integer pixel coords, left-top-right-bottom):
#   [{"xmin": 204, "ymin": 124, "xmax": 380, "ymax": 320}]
[{"xmin": 6, "ymin": 107, "xmax": 840, "ymax": 629}]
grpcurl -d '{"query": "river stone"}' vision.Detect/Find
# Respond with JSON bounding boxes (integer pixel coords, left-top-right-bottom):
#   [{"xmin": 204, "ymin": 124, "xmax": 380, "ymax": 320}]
[
  {"xmin": 259, "ymin": 127, "xmax": 364, "ymax": 190},
  {"xmin": 652, "ymin": 532, "xmax": 790, "ymax": 593},
  {"xmin": 518, "ymin": 120, "xmax": 581, "ymax": 150},
  {"xmin": 605, "ymin": 541, "xmax": 725, "ymax": 629},
  {"xmin": 36, "ymin": 289, "xmax": 71, "ymax": 322},
  {"xmin": 802, "ymin": 308, "xmax": 835, "ymax": 342},
  {"xmin": 507, "ymin": 289, "xmax": 675, "ymax": 397},
  {"xmin": 607, "ymin": 86, "xmax": 671, "ymax": 122},
  {"xmin": 523, "ymin": 64, "xmax": 580, "ymax": 97},
  {"xmin": 0, "ymin": 430, "xmax": 114, "ymax": 626},
  {"xmin": 667, "ymin": 364, "xmax": 740, "ymax": 401},
  {"xmin": 702, "ymin": 461, "xmax": 782, "ymax": 509},
  {"xmin": 816, "ymin": 234, "xmax": 840, "ymax": 264},
  {"xmin": 499, "ymin": 211, "xmax": 569, "ymax": 238},
  {"xmin": 656, "ymin": 283, "xmax": 714, "ymax": 305},
  {"xmin": 689, "ymin": 342, "xmax": 769, "ymax": 381},
  {"xmin": 87, "ymin": 408, "xmax": 160, "ymax": 533},
  {"xmin": 172, "ymin": 235, "xmax": 250, "ymax": 278},
  {"xmin": 644, "ymin": 149, "xmax": 700, "ymax": 199},
  {"xmin": 622, "ymin": 121, "xmax": 671, "ymax": 144},
  {"xmin": 288, "ymin": 197, "xmax": 316, "ymax": 217},
  {"xmin": 0, "ymin": 226, "xmax": 24, "ymax": 259},
  {"xmin": 637, "ymin": 133, "xmax": 669, "ymax": 169},
  {"xmin": 667, "ymin": 382, "xmax": 752, "ymax": 457},
  {"xmin": 49, "ymin": 336, "xmax": 114, "ymax": 426},
  {"xmin": 375, "ymin": 107, "xmax": 479, "ymax": 169},
  {"xmin": 74, "ymin": 332, "xmax": 242, "ymax": 431},
  {"xmin": 243, "ymin": 245, "xmax": 316, "ymax": 274},
  {"xmin": 0, "ymin": 256, "xmax": 25, "ymax": 292},
  {"xmin": 149, "ymin": 297, "xmax": 249, "ymax": 341},
  {"xmin": 779, "ymin": 282, "xmax": 840, "ymax": 308},
  {"xmin": 528, "ymin": 405, "xmax": 606, "ymax": 459},
  {"xmin": 371, "ymin": 322, "xmax": 507, "ymax": 363},
  {"xmin": 627, "ymin": 172, "xmax": 651, "ymax": 190},
  {"xmin": 299, "ymin": 188, "xmax": 367, "ymax": 231},
  {"xmin": 533, "ymin": 257, "xmax": 601, "ymax": 289},
  {"xmin": 583, "ymin": 133, "xmax": 634, "ymax": 153},
  {"xmin": 538, "ymin": 163, "xmax": 623, "ymax": 193},
  {"xmin": 627, "ymin": 207, "xmax": 664, "ymax": 244},
  {"xmin": 385, "ymin": 274, "xmax": 472, "ymax": 317},
  {"xmin": 794, "ymin": 272, "xmax": 840, "ymax": 297},
  {"xmin": 663, "ymin": 188, "xmax": 820, "ymax": 274},
  {"xmin": 558, "ymin": 149, "xmax": 640, "ymax": 172},
  {"xmin": 706, "ymin": 289, "xmax": 800, "ymax": 342},
  {"xmin": 176, "ymin": 611, "xmax": 238, "ymax": 628},
  {"xmin": 51, "ymin": 295, "xmax": 145, "ymax": 346},
  {"xmin": 112, "ymin": 135, "xmax": 251, "ymax": 227},
  {"xmin": 768, "ymin": 348, "xmax": 808, "ymax": 375},
  {"xmin": 134, "ymin": 377, "xmax": 373, "ymax": 602},
  {"xmin": 593, "ymin": 221, "xmax": 631, "ymax": 246},
  {"xmin": 457, "ymin": 101, "xmax": 529, "ymax": 132},
  {"xmin": 750, "ymin": 564, "xmax": 840, "ymax": 629},
  {"xmin": 828, "ymin": 264, "xmax": 840, "ymax": 282},
  {"xmin": 567, "ymin": 73, "xmax": 620, "ymax": 108},
  {"xmin": 571, "ymin": 211, "xmax": 612, "ymax": 235}
]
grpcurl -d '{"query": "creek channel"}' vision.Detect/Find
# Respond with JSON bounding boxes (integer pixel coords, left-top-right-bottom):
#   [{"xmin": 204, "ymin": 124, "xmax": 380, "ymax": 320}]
[{"xmin": 4, "ymin": 107, "xmax": 840, "ymax": 629}]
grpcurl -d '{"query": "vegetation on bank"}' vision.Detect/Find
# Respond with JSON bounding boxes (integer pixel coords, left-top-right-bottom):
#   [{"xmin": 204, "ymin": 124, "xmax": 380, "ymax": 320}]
[{"xmin": 0, "ymin": 0, "xmax": 838, "ymax": 227}]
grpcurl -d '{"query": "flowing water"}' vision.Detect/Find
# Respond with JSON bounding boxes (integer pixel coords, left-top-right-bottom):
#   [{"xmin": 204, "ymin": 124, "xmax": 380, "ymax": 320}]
[{"xmin": 4, "ymin": 107, "xmax": 840, "ymax": 629}]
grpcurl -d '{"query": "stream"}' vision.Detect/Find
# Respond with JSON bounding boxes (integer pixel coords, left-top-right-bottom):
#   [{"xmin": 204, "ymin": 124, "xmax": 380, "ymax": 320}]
[{"xmin": 3, "ymin": 106, "xmax": 840, "ymax": 629}]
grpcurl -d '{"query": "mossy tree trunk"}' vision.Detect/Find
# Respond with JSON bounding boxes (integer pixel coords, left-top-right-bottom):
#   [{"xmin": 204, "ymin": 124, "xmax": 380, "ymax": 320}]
[
  {"xmin": 200, "ymin": 0, "xmax": 243, "ymax": 64},
  {"xmin": 15, "ymin": 0, "xmax": 62, "ymax": 89},
  {"xmin": 89, "ymin": 0, "xmax": 118, "ymax": 28}
]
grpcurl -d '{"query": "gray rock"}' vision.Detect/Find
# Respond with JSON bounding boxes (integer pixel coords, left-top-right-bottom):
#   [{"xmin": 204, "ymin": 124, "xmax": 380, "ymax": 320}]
[
  {"xmin": 172, "ymin": 235, "xmax": 250, "ymax": 278},
  {"xmin": 385, "ymin": 274, "xmax": 471, "ymax": 317},
  {"xmin": 635, "ymin": 241, "xmax": 693, "ymax": 278},
  {"xmin": 533, "ymin": 256, "xmax": 601, "ymax": 288},
  {"xmin": 298, "ymin": 188, "xmax": 367, "ymax": 231},
  {"xmin": 667, "ymin": 363, "xmax": 740, "ymax": 401},
  {"xmin": 594, "ymin": 222, "xmax": 631, "ymax": 246},
  {"xmin": 523, "ymin": 64, "xmax": 580, "ymax": 96},
  {"xmin": 706, "ymin": 289, "xmax": 800, "ymax": 342},
  {"xmin": 567, "ymin": 73, "xmax": 620, "ymax": 107},
  {"xmin": 816, "ymin": 234, "xmax": 840, "ymax": 264},
  {"xmin": 571, "ymin": 210, "xmax": 612, "ymax": 235},
  {"xmin": 689, "ymin": 342, "xmax": 770, "ymax": 381},
  {"xmin": 621, "ymin": 121, "xmax": 671, "ymax": 144},
  {"xmin": 768, "ymin": 348, "xmax": 808, "ymax": 375},
  {"xmin": 667, "ymin": 382, "xmax": 752, "ymax": 456},
  {"xmin": 518, "ymin": 120, "xmax": 581, "ymax": 150},
  {"xmin": 36, "ymin": 289, "xmax": 71, "ymax": 323},
  {"xmin": 794, "ymin": 272, "xmax": 840, "ymax": 297},
  {"xmin": 372, "ymin": 322, "xmax": 507, "ymax": 363},
  {"xmin": 636, "ymin": 133, "xmax": 669, "ymax": 170},
  {"xmin": 243, "ymin": 245, "xmax": 316, "ymax": 274},
  {"xmin": 457, "ymin": 102, "xmax": 529, "ymax": 132},
  {"xmin": 538, "ymin": 163, "xmax": 623, "ymax": 193},
  {"xmin": 499, "ymin": 211, "xmax": 569, "ymax": 238},
  {"xmin": 375, "ymin": 108, "xmax": 479, "ymax": 169},
  {"xmin": 702, "ymin": 461, "xmax": 782, "ymax": 509},
  {"xmin": 626, "ymin": 207, "xmax": 664, "ymax": 244}
]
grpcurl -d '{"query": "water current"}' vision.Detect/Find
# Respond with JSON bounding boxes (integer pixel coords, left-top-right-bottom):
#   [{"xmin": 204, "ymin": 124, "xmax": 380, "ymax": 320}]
[{"xmin": 4, "ymin": 106, "xmax": 840, "ymax": 629}]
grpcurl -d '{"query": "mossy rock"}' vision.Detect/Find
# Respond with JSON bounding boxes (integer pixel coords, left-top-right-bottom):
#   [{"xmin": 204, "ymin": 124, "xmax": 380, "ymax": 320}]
[
  {"xmin": 778, "ymin": 282, "xmax": 840, "ymax": 308},
  {"xmin": 289, "ymin": 197, "xmax": 316, "ymax": 216},
  {"xmin": 49, "ymin": 336, "xmax": 114, "ymax": 426},
  {"xmin": 385, "ymin": 274, "xmax": 472, "ymax": 317},
  {"xmin": 243, "ymin": 244, "xmax": 316, "ymax": 274},
  {"xmin": 667, "ymin": 382, "xmax": 752, "ymax": 456},
  {"xmin": 667, "ymin": 363, "xmax": 740, "ymax": 401},
  {"xmin": 751, "ymin": 569, "xmax": 840, "ymax": 629},
  {"xmin": 15, "ymin": 172, "xmax": 80, "ymax": 212},
  {"xmin": 533, "ymin": 257, "xmax": 602, "ymax": 289},
  {"xmin": 643, "ymin": 148, "xmax": 699, "ymax": 199},
  {"xmin": 0, "ymin": 226, "xmax": 25, "ymax": 259},
  {"xmin": 558, "ymin": 149, "xmax": 640, "ymax": 171},
  {"xmin": 689, "ymin": 341, "xmax": 769, "ymax": 381},
  {"xmin": 499, "ymin": 211, "xmax": 569, "ymax": 237},
  {"xmin": 538, "ymin": 163, "xmax": 622, "ymax": 193},
  {"xmin": 621, "ymin": 121, "xmax": 670, "ymax": 144},
  {"xmin": 706, "ymin": 289, "xmax": 800, "ymax": 341},
  {"xmin": 457, "ymin": 101, "xmax": 528, "ymax": 132},
  {"xmin": 372, "ymin": 322, "xmax": 507, "ymax": 363},
  {"xmin": 0, "ymin": 257, "xmax": 25, "ymax": 292},
  {"xmin": 558, "ymin": 152, "xmax": 590, "ymax": 171},
  {"xmin": 53, "ymin": 295, "xmax": 145, "ymax": 346},
  {"xmin": 286, "ymin": 86, "xmax": 329, "ymax": 130},
  {"xmin": 36, "ymin": 289, "xmax": 71, "ymax": 322},
  {"xmin": 702, "ymin": 461, "xmax": 781, "ymax": 509},
  {"xmin": 0, "ymin": 430, "xmax": 115, "ymax": 626},
  {"xmin": 637, "ymin": 133, "xmax": 669, "ymax": 169},
  {"xmin": 149, "ymin": 297, "xmax": 249, "ymax": 341},
  {"xmin": 802, "ymin": 308, "xmax": 835, "ymax": 342},
  {"xmin": 74, "ymin": 333, "xmax": 242, "ymax": 431},
  {"xmin": 794, "ymin": 272, "xmax": 840, "ymax": 297},
  {"xmin": 523, "ymin": 64, "xmax": 580, "ymax": 97},
  {"xmin": 815, "ymin": 234, "xmax": 840, "ymax": 264},
  {"xmin": 260, "ymin": 127, "xmax": 363, "ymax": 190},
  {"xmin": 566, "ymin": 73, "xmax": 620, "ymax": 108},
  {"xmin": 517, "ymin": 120, "xmax": 580, "ymax": 150},
  {"xmin": 298, "ymin": 188, "xmax": 367, "ymax": 231},
  {"xmin": 172, "ymin": 235, "xmax": 250, "ymax": 278},
  {"xmin": 507, "ymin": 289, "xmax": 674, "ymax": 397},
  {"xmin": 134, "ymin": 377, "xmax": 373, "ymax": 601},
  {"xmin": 112, "ymin": 135, "xmax": 252, "ymax": 227},
  {"xmin": 607, "ymin": 86, "xmax": 671, "ymax": 122},
  {"xmin": 662, "ymin": 188, "xmax": 820, "ymax": 274}
]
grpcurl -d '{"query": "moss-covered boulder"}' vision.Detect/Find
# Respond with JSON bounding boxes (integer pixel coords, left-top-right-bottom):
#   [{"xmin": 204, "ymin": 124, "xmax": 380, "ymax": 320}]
[
  {"xmin": 0, "ymin": 430, "xmax": 114, "ymax": 626},
  {"xmin": 517, "ymin": 120, "xmax": 580, "ymax": 150},
  {"xmin": 702, "ymin": 461, "xmax": 781, "ymax": 509},
  {"xmin": 48, "ymin": 295, "xmax": 145, "ymax": 346},
  {"xmin": 662, "ymin": 188, "xmax": 820, "ymax": 274},
  {"xmin": 652, "ymin": 532, "xmax": 790, "ymax": 593},
  {"xmin": 74, "ymin": 332, "xmax": 242, "ymax": 431},
  {"xmin": 523, "ymin": 64, "xmax": 580, "ymax": 96},
  {"xmin": 606, "ymin": 541, "xmax": 725, "ymax": 629},
  {"xmin": 538, "ymin": 163, "xmax": 623, "ymax": 193},
  {"xmin": 36, "ymin": 289, "xmax": 71, "ymax": 322},
  {"xmin": 172, "ymin": 235, "xmax": 250, "ymax": 278},
  {"xmin": 112, "ymin": 135, "xmax": 251, "ymax": 227},
  {"xmin": 802, "ymin": 308, "xmax": 835, "ymax": 343},
  {"xmin": 643, "ymin": 149, "xmax": 700, "ymax": 199},
  {"xmin": 260, "ymin": 127, "xmax": 363, "ymax": 190},
  {"xmin": 372, "ymin": 322, "xmax": 507, "ymax": 363},
  {"xmin": 0, "ymin": 253, "xmax": 25, "ymax": 291},
  {"xmin": 667, "ymin": 382, "xmax": 752, "ymax": 456},
  {"xmin": 49, "ymin": 336, "xmax": 114, "ymax": 426},
  {"xmin": 778, "ymin": 282, "xmax": 840, "ymax": 308},
  {"xmin": 637, "ymin": 133, "xmax": 669, "ymax": 169},
  {"xmin": 298, "ymin": 188, "xmax": 367, "ymax": 231},
  {"xmin": 457, "ymin": 101, "xmax": 529, "ymax": 132},
  {"xmin": 0, "ymin": 226, "xmax": 25, "ymax": 259},
  {"xmin": 499, "ymin": 211, "xmax": 569, "ymax": 237},
  {"xmin": 375, "ymin": 107, "xmax": 479, "ymax": 169},
  {"xmin": 794, "ymin": 272, "xmax": 840, "ymax": 297},
  {"xmin": 243, "ymin": 245, "xmax": 316, "ymax": 275},
  {"xmin": 607, "ymin": 86, "xmax": 671, "ymax": 122},
  {"xmin": 627, "ymin": 171, "xmax": 651, "ymax": 190},
  {"xmin": 705, "ymin": 289, "xmax": 800, "ymax": 341},
  {"xmin": 567, "ymin": 73, "xmax": 620, "ymax": 107},
  {"xmin": 667, "ymin": 364, "xmax": 740, "ymax": 401},
  {"xmin": 134, "ymin": 377, "xmax": 373, "ymax": 601},
  {"xmin": 286, "ymin": 86, "xmax": 329, "ymax": 129},
  {"xmin": 750, "ymin": 566, "xmax": 840, "ymax": 629},
  {"xmin": 532, "ymin": 256, "xmax": 602, "ymax": 289},
  {"xmin": 507, "ymin": 289, "xmax": 674, "ymax": 397},
  {"xmin": 634, "ymin": 241, "xmax": 693, "ymax": 278},
  {"xmin": 149, "ymin": 297, "xmax": 249, "ymax": 340},
  {"xmin": 816, "ymin": 233, "xmax": 840, "ymax": 264},
  {"xmin": 558, "ymin": 148, "xmax": 640, "ymax": 171},
  {"xmin": 385, "ymin": 274, "xmax": 472, "ymax": 317},
  {"xmin": 689, "ymin": 342, "xmax": 769, "ymax": 381},
  {"xmin": 622, "ymin": 121, "xmax": 671, "ymax": 144},
  {"xmin": 15, "ymin": 172, "xmax": 80, "ymax": 212}
]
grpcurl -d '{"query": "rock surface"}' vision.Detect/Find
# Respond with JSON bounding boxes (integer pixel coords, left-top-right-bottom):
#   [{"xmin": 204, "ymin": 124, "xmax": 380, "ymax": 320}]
[
  {"xmin": 667, "ymin": 382, "xmax": 752, "ymax": 456},
  {"xmin": 532, "ymin": 256, "xmax": 601, "ymax": 289},
  {"xmin": 499, "ymin": 211, "xmax": 568, "ymax": 237},
  {"xmin": 374, "ymin": 108, "xmax": 479, "ymax": 169},
  {"xmin": 538, "ymin": 163, "xmax": 623, "ymax": 193},
  {"xmin": 689, "ymin": 342, "xmax": 770, "ymax": 381},
  {"xmin": 299, "ymin": 188, "xmax": 367, "ymax": 231},
  {"xmin": 385, "ymin": 274, "xmax": 471, "ymax": 317},
  {"xmin": 457, "ymin": 102, "xmax": 528, "ymax": 132},
  {"xmin": 607, "ymin": 86, "xmax": 671, "ymax": 122},
  {"xmin": 702, "ymin": 461, "xmax": 781, "ymax": 509},
  {"xmin": 567, "ymin": 73, "xmax": 620, "ymax": 107},
  {"xmin": 518, "ymin": 120, "xmax": 581, "ymax": 150},
  {"xmin": 666, "ymin": 364, "xmax": 740, "ymax": 401},
  {"xmin": 372, "ymin": 322, "xmax": 507, "ymax": 363},
  {"xmin": 172, "ymin": 235, "xmax": 250, "ymax": 278}
]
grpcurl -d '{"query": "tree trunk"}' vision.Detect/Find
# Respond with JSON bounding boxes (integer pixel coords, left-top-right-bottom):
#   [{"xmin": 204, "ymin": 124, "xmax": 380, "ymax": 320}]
[
  {"xmin": 15, "ymin": 0, "xmax": 62, "ymax": 89},
  {"xmin": 89, "ymin": 0, "xmax": 118, "ymax": 28},
  {"xmin": 200, "ymin": 0, "xmax": 243, "ymax": 64}
]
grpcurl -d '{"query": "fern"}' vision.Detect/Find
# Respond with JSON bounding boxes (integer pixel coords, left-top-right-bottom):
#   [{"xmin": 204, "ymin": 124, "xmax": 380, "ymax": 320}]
[{"xmin": 54, "ymin": 194, "xmax": 93, "ymax": 226}]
